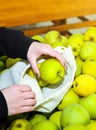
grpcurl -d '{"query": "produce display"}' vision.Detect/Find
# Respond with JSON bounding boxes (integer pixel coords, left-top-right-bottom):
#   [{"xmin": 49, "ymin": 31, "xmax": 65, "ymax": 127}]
[{"xmin": 1, "ymin": 27, "xmax": 96, "ymax": 130}]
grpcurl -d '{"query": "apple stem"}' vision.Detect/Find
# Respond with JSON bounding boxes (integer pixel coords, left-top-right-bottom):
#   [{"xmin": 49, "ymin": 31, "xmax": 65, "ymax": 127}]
[{"xmin": 57, "ymin": 73, "xmax": 64, "ymax": 79}]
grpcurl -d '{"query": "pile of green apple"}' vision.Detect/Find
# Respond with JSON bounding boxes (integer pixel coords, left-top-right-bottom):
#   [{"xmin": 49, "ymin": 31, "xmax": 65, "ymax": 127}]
[
  {"xmin": 0, "ymin": 55, "xmax": 22, "ymax": 75},
  {"xmin": 2, "ymin": 26, "xmax": 96, "ymax": 130}
]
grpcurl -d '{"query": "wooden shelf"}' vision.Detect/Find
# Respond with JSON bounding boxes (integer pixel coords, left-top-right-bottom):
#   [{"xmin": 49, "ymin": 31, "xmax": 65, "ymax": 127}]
[{"xmin": 0, "ymin": 0, "xmax": 96, "ymax": 36}]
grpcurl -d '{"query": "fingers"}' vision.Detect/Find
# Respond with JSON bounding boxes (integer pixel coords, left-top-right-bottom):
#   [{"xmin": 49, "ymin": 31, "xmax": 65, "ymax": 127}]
[
  {"xmin": 22, "ymin": 98, "xmax": 36, "ymax": 106},
  {"xmin": 40, "ymin": 44, "xmax": 67, "ymax": 68},
  {"xmin": 2, "ymin": 84, "xmax": 37, "ymax": 116},
  {"xmin": 18, "ymin": 106, "xmax": 36, "ymax": 113},
  {"xmin": 45, "ymin": 48, "xmax": 65, "ymax": 65},
  {"xmin": 29, "ymin": 56, "xmax": 40, "ymax": 78},
  {"xmin": 18, "ymin": 85, "xmax": 32, "ymax": 92},
  {"xmin": 51, "ymin": 50, "xmax": 67, "ymax": 69},
  {"xmin": 15, "ymin": 95, "xmax": 37, "ymax": 114},
  {"xmin": 23, "ymin": 91, "xmax": 36, "ymax": 99},
  {"xmin": 19, "ymin": 85, "xmax": 37, "ymax": 105},
  {"xmin": 22, "ymin": 106, "xmax": 35, "ymax": 112}
]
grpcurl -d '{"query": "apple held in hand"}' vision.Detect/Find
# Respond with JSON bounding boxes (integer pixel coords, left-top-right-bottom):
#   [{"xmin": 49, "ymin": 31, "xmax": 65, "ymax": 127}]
[
  {"xmin": 27, "ymin": 63, "xmax": 48, "ymax": 87},
  {"xmin": 38, "ymin": 78, "xmax": 49, "ymax": 87},
  {"xmin": 40, "ymin": 58, "xmax": 66, "ymax": 85},
  {"xmin": 27, "ymin": 68, "xmax": 36, "ymax": 78}
]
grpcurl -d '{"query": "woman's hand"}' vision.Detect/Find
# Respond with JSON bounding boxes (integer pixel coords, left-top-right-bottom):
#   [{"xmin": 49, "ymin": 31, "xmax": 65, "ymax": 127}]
[
  {"xmin": 1, "ymin": 85, "xmax": 36, "ymax": 116},
  {"xmin": 27, "ymin": 42, "xmax": 66, "ymax": 78}
]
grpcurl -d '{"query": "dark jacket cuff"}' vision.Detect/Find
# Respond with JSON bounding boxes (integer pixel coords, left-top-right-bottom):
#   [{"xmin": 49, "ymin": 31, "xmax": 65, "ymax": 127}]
[{"xmin": 0, "ymin": 91, "xmax": 8, "ymax": 121}]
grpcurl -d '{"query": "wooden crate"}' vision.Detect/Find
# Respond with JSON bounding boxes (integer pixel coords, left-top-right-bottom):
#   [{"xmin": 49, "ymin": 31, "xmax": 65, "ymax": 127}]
[{"xmin": 0, "ymin": 0, "xmax": 96, "ymax": 36}]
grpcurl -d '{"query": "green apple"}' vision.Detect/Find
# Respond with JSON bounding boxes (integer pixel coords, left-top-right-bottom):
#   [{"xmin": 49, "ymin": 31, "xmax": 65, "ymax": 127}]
[
  {"xmin": 74, "ymin": 62, "xmax": 81, "ymax": 78},
  {"xmin": 6, "ymin": 57, "xmax": 22, "ymax": 68},
  {"xmin": 32, "ymin": 120, "xmax": 60, "ymax": 130},
  {"xmin": 61, "ymin": 35, "xmax": 68, "ymax": 47},
  {"xmin": 0, "ymin": 55, "xmax": 8, "ymax": 62},
  {"xmin": 40, "ymin": 58, "xmax": 66, "ymax": 85},
  {"xmin": 52, "ymin": 40, "xmax": 64, "ymax": 48},
  {"xmin": 7, "ymin": 119, "xmax": 31, "ymax": 130},
  {"xmin": 68, "ymin": 43, "xmax": 80, "ymax": 57},
  {"xmin": 75, "ymin": 56, "xmax": 84, "ymax": 78},
  {"xmin": 80, "ymin": 93, "xmax": 96, "ymax": 119},
  {"xmin": 68, "ymin": 33, "xmax": 84, "ymax": 46},
  {"xmin": 0, "ymin": 60, "xmax": 5, "ymax": 71},
  {"xmin": 75, "ymin": 56, "xmax": 84, "ymax": 67},
  {"xmin": 68, "ymin": 33, "xmax": 84, "ymax": 57},
  {"xmin": 38, "ymin": 78, "xmax": 49, "ymax": 87},
  {"xmin": 57, "ymin": 88, "xmax": 80, "ymax": 110},
  {"xmin": 87, "ymin": 120, "xmax": 96, "ymax": 130},
  {"xmin": 73, "ymin": 74, "xmax": 96, "ymax": 97},
  {"xmin": 44, "ymin": 30, "xmax": 61, "ymax": 46},
  {"xmin": 27, "ymin": 68, "xmax": 36, "ymax": 78},
  {"xmin": 60, "ymin": 103, "xmax": 90, "ymax": 128},
  {"xmin": 27, "ymin": 64, "xmax": 48, "ymax": 87},
  {"xmin": 0, "ymin": 68, "xmax": 8, "ymax": 75},
  {"xmin": 52, "ymin": 35, "xmax": 68, "ymax": 48},
  {"xmin": 27, "ymin": 63, "xmax": 42, "ymax": 79},
  {"xmin": 32, "ymin": 35, "xmax": 45, "ymax": 43},
  {"xmin": 44, "ymin": 30, "xmax": 68, "ymax": 48},
  {"xmin": 29, "ymin": 113, "xmax": 47, "ymax": 126},
  {"xmin": 80, "ymin": 41, "xmax": 96, "ymax": 61},
  {"xmin": 82, "ymin": 58, "xmax": 96, "ymax": 78},
  {"xmin": 49, "ymin": 111, "xmax": 61, "ymax": 128},
  {"xmin": 84, "ymin": 27, "xmax": 96, "ymax": 42},
  {"xmin": 63, "ymin": 124, "xmax": 88, "ymax": 130}
]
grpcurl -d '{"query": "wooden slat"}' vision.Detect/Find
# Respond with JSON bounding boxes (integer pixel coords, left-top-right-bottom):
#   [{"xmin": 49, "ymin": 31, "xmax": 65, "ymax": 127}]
[
  {"xmin": 0, "ymin": 0, "xmax": 96, "ymax": 35},
  {"xmin": 23, "ymin": 20, "xmax": 96, "ymax": 36}
]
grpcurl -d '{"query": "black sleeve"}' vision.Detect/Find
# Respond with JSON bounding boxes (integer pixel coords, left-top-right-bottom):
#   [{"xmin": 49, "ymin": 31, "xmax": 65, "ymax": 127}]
[
  {"xmin": 0, "ymin": 27, "xmax": 35, "ymax": 59},
  {"xmin": 0, "ymin": 91, "xmax": 8, "ymax": 121},
  {"xmin": 0, "ymin": 27, "xmax": 38, "ymax": 121}
]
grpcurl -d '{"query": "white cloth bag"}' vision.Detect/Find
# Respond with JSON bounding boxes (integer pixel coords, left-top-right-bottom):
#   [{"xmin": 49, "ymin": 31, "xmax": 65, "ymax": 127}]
[{"xmin": 0, "ymin": 46, "xmax": 76, "ymax": 113}]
